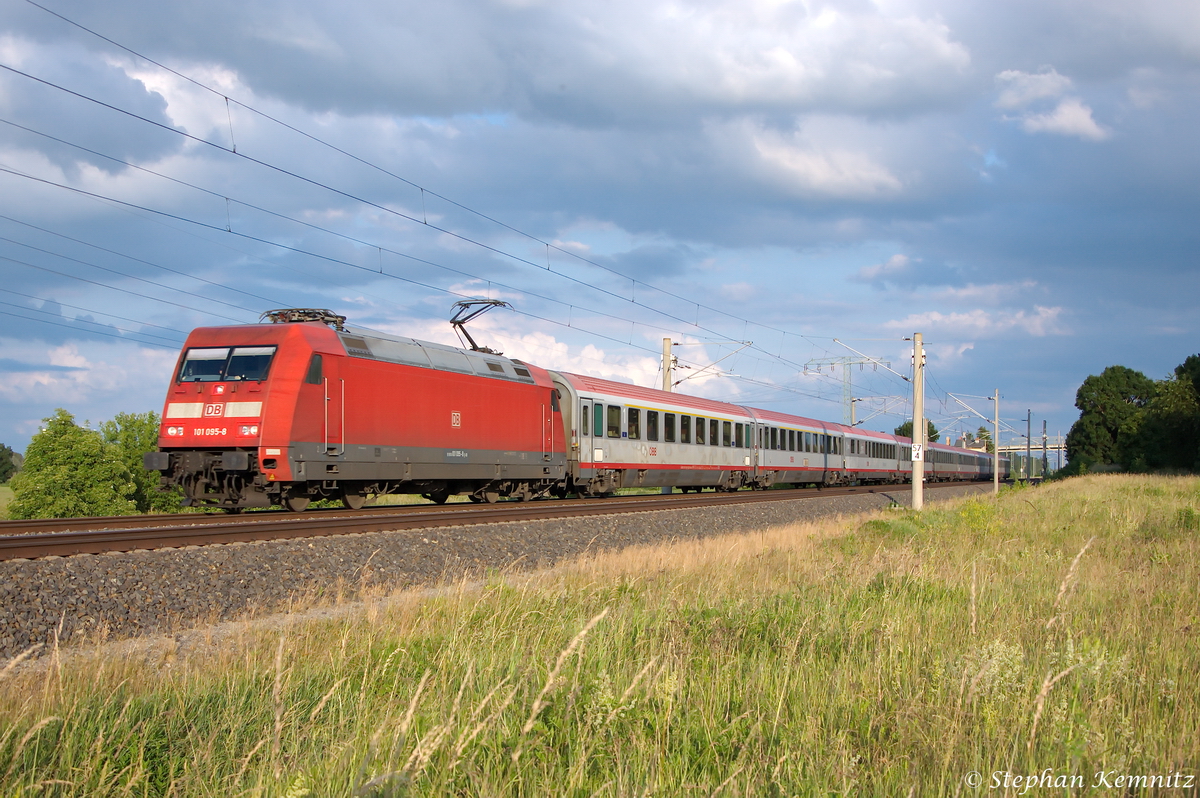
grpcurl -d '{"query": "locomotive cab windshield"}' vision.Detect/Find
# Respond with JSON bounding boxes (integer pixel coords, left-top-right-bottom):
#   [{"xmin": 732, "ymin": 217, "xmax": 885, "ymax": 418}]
[{"xmin": 177, "ymin": 346, "xmax": 277, "ymax": 382}]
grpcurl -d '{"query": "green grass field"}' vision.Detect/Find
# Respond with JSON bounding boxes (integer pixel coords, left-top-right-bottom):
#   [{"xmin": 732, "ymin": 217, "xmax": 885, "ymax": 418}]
[{"xmin": 1, "ymin": 475, "xmax": 1197, "ymax": 796}]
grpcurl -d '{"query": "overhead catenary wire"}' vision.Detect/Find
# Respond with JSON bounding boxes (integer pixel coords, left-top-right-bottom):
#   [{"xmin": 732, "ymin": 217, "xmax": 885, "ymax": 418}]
[
  {"xmin": 18, "ymin": 0, "xmax": 846, "ymax": 351},
  {"xmin": 0, "ymin": 110, "xmax": 852, "ymax": 389},
  {"xmin": 3, "ymin": 6, "xmax": 887, "ymax": 388},
  {"xmin": 0, "ymin": 157, "xmax": 876, "ymax": 405},
  {"xmin": 4, "ymin": 166, "xmax": 861, "ymax": 406},
  {"xmin": 0, "ymin": 16, "xmax": 912, "ymax": 407}
]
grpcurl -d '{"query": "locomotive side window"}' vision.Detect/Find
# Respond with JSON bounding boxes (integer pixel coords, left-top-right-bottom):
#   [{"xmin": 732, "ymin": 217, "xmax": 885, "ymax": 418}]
[
  {"xmin": 305, "ymin": 354, "xmax": 323, "ymax": 385},
  {"xmin": 607, "ymin": 405, "xmax": 621, "ymax": 438},
  {"xmin": 710, "ymin": 419, "xmax": 719, "ymax": 446},
  {"xmin": 680, "ymin": 415, "xmax": 691, "ymax": 444},
  {"xmin": 664, "ymin": 413, "xmax": 676, "ymax": 443},
  {"xmin": 647, "ymin": 411, "xmax": 659, "ymax": 441},
  {"xmin": 628, "ymin": 408, "xmax": 641, "ymax": 440},
  {"xmin": 695, "ymin": 417, "xmax": 704, "ymax": 445},
  {"xmin": 594, "ymin": 404, "xmax": 605, "ymax": 437}
]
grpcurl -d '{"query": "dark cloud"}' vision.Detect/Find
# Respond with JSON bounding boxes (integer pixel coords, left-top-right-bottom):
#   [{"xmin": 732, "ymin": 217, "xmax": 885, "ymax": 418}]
[{"xmin": 0, "ymin": 0, "xmax": 1198, "ymax": 452}]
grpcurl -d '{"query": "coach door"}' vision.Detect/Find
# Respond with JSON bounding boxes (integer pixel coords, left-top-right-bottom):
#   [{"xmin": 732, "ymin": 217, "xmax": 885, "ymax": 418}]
[{"xmin": 580, "ymin": 398, "xmax": 594, "ymax": 464}]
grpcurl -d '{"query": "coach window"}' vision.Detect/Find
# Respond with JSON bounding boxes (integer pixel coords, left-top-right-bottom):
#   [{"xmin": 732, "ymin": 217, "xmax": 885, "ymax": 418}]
[
  {"xmin": 735, "ymin": 423, "xmax": 743, "ymax": 448},
  {"xmin": 647, "ymin": 411, "xmax": 659, "ymax": 441},
  {"xmin": 305, "ymin": 353, "xmax": 323, "ymax": 385},
  {"xmin": 787, "ymin": 430, "xmax": 794, "ymax": 451},
  {"xmin": 628, "ymin": 408, "xmax": 641, "ymax": 440},
  {"xmin": 594, "ymin": 404, "xmax": 605, "ymax": 438},
  {"xmin": 722, "ymin": 421, "xmax": 732, "ymax": 447},
  {"xmin": 695, "ymin": 418, "xmax": 704, "ymax": 445},
  {"xmin": 607, "ymin": 405, "xmax": 622, "ymax": 438},
  {"xmin": 710, "ymin": 419, "xmax": 719, "ymax": 446},
  {"xmin": 582, "ymin": 405, "xmax": 590, "ymax": 437},
  {"xmin": 770, "ymin": 427, "xmax": 777, "ymax": 450},
  {"xmin": 665, "ymin": 413, "xmax": 676, "ymax": 443},
  {"xmin": 680, "ymin": 415, "xmax": 691, "ymax": 444}
]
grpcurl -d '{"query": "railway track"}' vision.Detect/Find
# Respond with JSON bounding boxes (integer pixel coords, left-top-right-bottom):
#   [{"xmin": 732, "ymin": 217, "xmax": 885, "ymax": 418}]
[{"xmin": 0, "ymin": 481, "xmax": 978, "ymax": 561}]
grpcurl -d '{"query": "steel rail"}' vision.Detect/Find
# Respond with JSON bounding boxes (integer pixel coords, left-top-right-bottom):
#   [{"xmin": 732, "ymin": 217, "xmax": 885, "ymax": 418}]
[{"xmin": 0, "ymin": 481, "xmax": 981, "ymax": 561}]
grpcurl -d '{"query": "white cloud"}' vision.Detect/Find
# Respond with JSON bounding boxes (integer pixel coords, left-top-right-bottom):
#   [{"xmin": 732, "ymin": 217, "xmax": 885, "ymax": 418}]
[
  {"xmin": 929, "ymin": 280, "xmax": 1039, "ymax": 304},
  {"xmin": 884, "ymin": 306, "xmax": 1068, "ymax": 338},
  {"xmin": 994, "ymin": 68, "xmax": 1109, "ymax": 141},
  {"xmin": 1019, "ymin": 98, "xmax": 1109, "ymax": 141},
  {"xmin": 994, "ymin": 67, "xmax": 1072, "ymax": 109},
  {"xmin": 855, "ymin": 253, "xmax": 911, "ymax": 282},
  {"xmin": 720, "ymin": 282, "xmax": 757, "ymax": 302},
  {"xmin": 738, "ymin": 120, "xmax": 903, "ymax": 198}
]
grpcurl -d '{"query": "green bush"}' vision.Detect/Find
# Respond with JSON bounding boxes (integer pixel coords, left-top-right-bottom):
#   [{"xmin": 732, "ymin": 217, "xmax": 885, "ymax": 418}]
[{"xmin": 7, "ymin": 409, "xmax": 137, "ymax": 519}]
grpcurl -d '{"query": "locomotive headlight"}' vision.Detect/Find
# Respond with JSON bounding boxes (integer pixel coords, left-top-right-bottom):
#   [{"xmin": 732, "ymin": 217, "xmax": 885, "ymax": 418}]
[
  {"xmin": 166, "ymin": 426, "xmax": 184, "ymax": 436},
  {"xmin": 238, "ymin": 424, "xmax": 259, "ymax": 436}
]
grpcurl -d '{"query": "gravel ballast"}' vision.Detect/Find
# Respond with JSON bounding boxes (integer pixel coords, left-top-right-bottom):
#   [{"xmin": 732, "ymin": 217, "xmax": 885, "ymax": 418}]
[{"xmin": 0, "ymin": 485, "xmax": 989, "ymax": 659}]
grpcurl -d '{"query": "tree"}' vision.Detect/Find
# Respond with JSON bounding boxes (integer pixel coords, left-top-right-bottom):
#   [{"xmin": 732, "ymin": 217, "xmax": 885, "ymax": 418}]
[
  {"xmin": 7, "ymin": 409, "xmax": 137, "ymax": 519},
  {"xmin": 1065, "ymin": 365, "xmax": 1156, "ymax": 467},
  {"xmin": 0, "ymin": 443, "xmax": 17, "ymax": 483},
  {"xmin": 975, "ymin": 426, "xmax": 994, "ymax": 454},
  {"xmin": 894, "ymin": 419, "xmax": 940, "ymax": 442},
  {"xmin": 1175, "ymin": 354, "xmax": 1200, "ymax": 396},
  {"xmin": 100, "ymin": 411, "xmax": 182, "ymax": 513}
]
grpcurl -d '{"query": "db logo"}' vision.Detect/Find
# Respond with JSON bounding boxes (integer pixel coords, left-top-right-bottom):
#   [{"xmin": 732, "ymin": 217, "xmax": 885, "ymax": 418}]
[
  {"xmin": 451, "ymin": 411, "xmax": 461, "ymax": 427},
  {"xmin": 204, "ymin": 403, "xmax": 225, "ymax": 417}
]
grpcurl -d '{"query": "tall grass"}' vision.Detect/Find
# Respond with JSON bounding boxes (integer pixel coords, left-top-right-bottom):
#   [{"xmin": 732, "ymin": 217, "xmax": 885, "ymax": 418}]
[{"xmin": 1, "ymin": 475, "xmax": 1197, "ymax": 795}]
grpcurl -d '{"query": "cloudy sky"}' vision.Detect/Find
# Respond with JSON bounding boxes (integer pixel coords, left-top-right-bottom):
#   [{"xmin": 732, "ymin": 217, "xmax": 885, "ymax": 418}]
[{"xmin": 1, "ymin": 0, "xmax": 1197, "ymax": 455}]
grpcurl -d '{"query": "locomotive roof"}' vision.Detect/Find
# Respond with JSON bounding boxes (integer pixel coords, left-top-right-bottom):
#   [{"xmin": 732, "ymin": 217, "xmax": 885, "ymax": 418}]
[{"xmin": 339, "ymin": 326, "xmax": 542, "ymax": 385}]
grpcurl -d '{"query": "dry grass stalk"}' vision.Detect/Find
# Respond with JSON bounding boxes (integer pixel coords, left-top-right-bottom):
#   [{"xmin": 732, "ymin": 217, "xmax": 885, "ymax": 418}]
[
  {"xmin": 307, "ymin": 677, "xmax": 347, "ymax": 723},
  {"xmin": 0, "ymin": 645, "xmax": 42, "ymax": 680},
  {"xmin": 270, "ymin": 637, "xmax": 288, "ymax": 778},
  {"xmin": 708, "ymin": 764, "xmax": 746, "ymax": 797},
  {"xmin": 512, "ymin": 607, "xmax": 610, "ymax": 763},
  {"xmin": 2, "ymin": 716, "xmax": 60, "ymax": 781},
  {"xmin": 231, "ymin": 737, "xmax": 268, "ymax": 788},
  {"xmin": 449, "ymin": 676, "xmax": 517, "ymax": 767},
  {"xmin": 605, "ymin": 656, "xmax": 660, "ymax": 726},
  {"xmin": 1046, "ymin": 536, "xmax": 1096, "ymax": 629},
  {"xmin": 399, "ymin": 669, "xmax": 433, "ymax": 740},
  {"xmin": 970, "ymin": 560, "xmax": 977, "ymax": 637},
  {"xmin": 1027, "ymin": 665, "xmax": 1077, "ymax": 753}
]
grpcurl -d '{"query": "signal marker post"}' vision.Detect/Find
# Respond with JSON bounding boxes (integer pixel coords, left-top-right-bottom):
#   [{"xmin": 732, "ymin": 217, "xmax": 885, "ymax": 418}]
[
  {"xmin": 993, "ymin": 389, "xmax": 1000, "ymax": 495},
  {"xmin": 662, "ymin": 339, "xmax": 673, "ymax": 494},
  {"xmin": 912, "ymin": 332, "xmax": 925, "ymax": 511}
]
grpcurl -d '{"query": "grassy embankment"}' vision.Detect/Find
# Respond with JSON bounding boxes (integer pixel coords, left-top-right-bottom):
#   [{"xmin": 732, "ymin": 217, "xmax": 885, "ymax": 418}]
[
  {"xmin": 0, "ymin": 484, "xmax": 12, "ymax": 518},
  {"xmin": 1, "ymin": 475, "xmax": 1197, "ymax": 795}
]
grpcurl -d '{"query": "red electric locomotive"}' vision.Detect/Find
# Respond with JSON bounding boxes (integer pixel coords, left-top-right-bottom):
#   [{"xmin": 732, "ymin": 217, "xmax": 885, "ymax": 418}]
[{"xmin": 145, "ymin": 309, "xmax": 566, "ymax": 510}]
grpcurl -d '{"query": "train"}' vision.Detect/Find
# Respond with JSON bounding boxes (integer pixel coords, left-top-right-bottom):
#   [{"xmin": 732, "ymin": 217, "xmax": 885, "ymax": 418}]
[{"xmin": 143, "ymin": 309, "xmax": 1010, "ymax": 510}]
